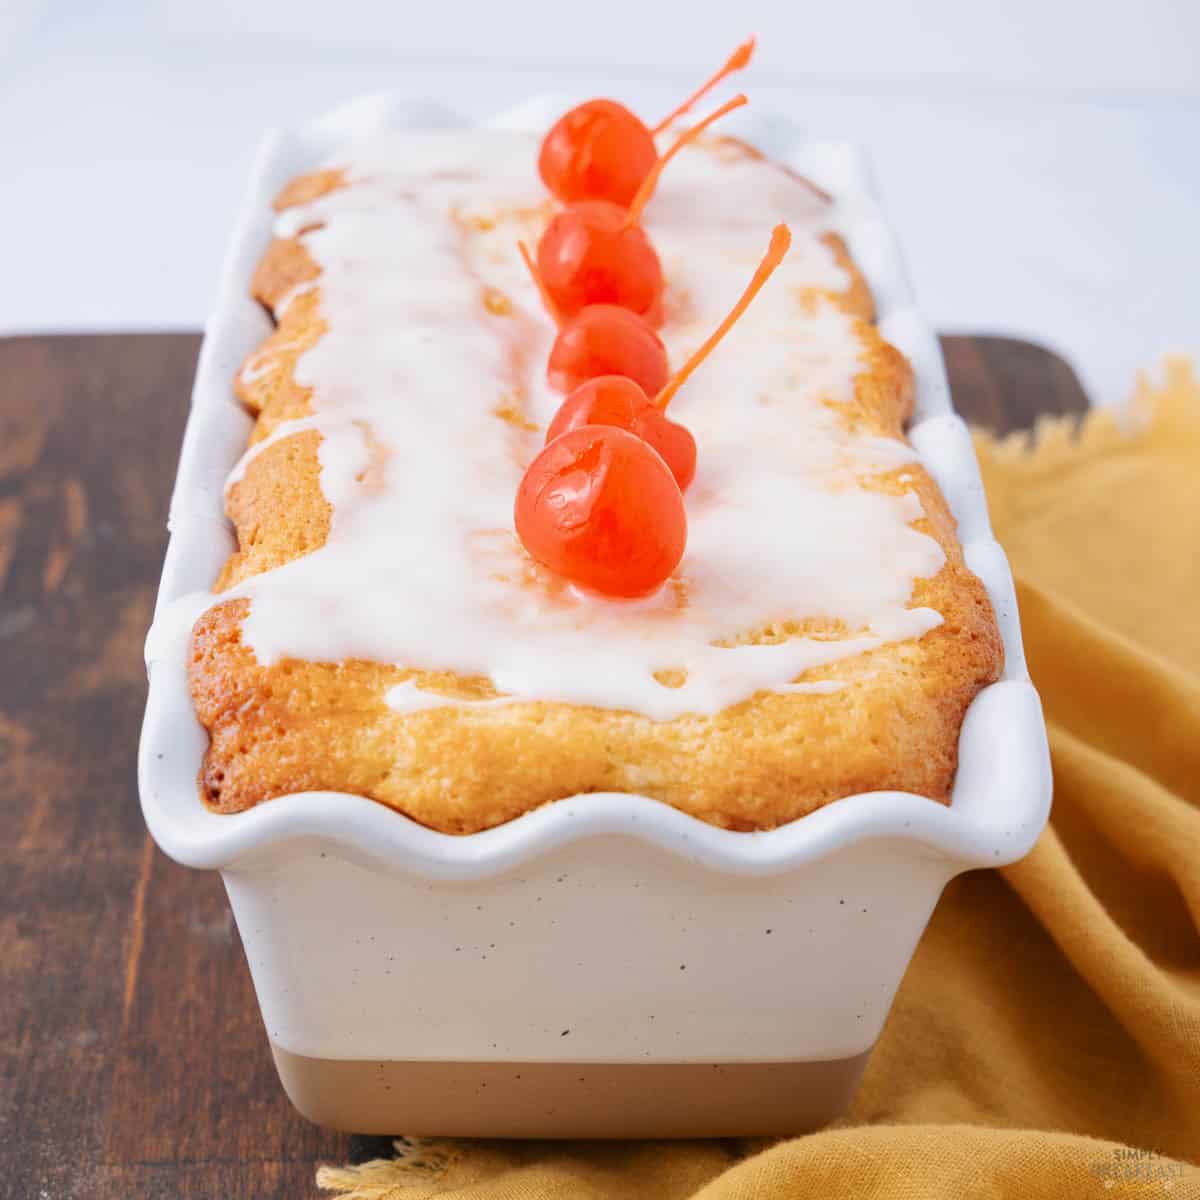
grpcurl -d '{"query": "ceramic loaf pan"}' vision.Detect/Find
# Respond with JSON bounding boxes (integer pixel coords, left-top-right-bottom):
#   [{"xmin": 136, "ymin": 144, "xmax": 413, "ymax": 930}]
[{"xmin": 138, "ymin": 92, "xmax": 1053, "ymax": 1137}]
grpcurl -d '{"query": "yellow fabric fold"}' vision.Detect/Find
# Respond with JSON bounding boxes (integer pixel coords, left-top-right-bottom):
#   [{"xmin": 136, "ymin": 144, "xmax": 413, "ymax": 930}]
[{"xmin": 319, "ymin": 360, "xmax": 1200, "ymax": 1199}]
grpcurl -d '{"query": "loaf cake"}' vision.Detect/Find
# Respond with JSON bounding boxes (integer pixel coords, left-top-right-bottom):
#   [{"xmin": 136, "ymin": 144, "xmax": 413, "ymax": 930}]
[{"xmin": 188, "ymin": 105, "xmax": 1002, "ymax": 834}]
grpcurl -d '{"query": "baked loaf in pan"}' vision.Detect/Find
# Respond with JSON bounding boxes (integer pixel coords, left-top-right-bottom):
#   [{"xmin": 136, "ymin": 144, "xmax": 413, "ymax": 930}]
[{"xmin": 189, "ymin": 127, "xmax": 1002, "ymax": 834}]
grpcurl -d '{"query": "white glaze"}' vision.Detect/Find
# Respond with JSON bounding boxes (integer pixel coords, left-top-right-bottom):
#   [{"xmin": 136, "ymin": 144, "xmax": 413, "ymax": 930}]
[{"xmin": 210, "ymin": 128, "xmax": 945, "ymax": 720}]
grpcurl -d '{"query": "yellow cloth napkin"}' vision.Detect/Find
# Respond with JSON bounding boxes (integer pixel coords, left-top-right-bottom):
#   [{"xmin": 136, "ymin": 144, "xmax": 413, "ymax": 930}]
[{"xmin": 319, "ymin": 361, "xmax": 1200, "ymax": 1199}]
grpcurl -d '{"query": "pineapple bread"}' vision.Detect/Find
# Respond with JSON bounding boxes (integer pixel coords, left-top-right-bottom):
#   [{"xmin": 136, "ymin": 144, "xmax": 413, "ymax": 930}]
[{"xmin": 187, "ymin": 124, "xmax": 1002, "ymax": 835}]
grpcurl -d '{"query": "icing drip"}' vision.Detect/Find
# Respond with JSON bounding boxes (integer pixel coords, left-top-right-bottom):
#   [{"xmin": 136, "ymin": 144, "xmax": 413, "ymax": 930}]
[{"xmin": 215, "ymin": 129, "xmax": 944, "ymax": 719}]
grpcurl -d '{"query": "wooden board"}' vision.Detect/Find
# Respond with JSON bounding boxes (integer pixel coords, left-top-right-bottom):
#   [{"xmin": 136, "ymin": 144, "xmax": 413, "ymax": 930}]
[{"xmin": 0, "ymin": 333, "xmax": 1087, "ymax": 1199}]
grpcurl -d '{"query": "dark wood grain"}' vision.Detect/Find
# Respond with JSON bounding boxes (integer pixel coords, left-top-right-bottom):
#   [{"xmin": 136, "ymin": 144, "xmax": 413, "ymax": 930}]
[
  {"xmin": 0, "ymin": 333, "xmax": 1087, "ymax": 1199},
  {"xmin": 939, "ymin": 335, "xmax": 1089, "ymax": 434}
]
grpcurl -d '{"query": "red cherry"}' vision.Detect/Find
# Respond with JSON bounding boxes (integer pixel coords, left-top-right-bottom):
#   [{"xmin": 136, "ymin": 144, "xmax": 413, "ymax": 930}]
[
  {"xmin": 540, "ymin": 222, "xmax": 794, "ymax": 497},
  {"xmin": 545, "ymin": 376, "xmax": 697, "ymax": 492},
  {"xmin": 514, "ymin": 426, "xmax": 686, "ymax": 598},
  {"xmin": 538, "ymin": 100, "xmax": 657, "ymax": 209},
  {"xmin": 537, "ymin": 201, "xmax": 663, "ymax": 324},
  {"xmin": 519, "ymin": 243, "xmax": 670, "ymax": 395},
  {"xmin": 547, "ymin": 306, "xmax": 670, "ymax": 396},
  {"xmin": 535, "ymin": 94, "xmax": 747, "ymax": 326},
  {"xmin": 537, "ymin": 39, "xmax": 755, "ymax": 207}
]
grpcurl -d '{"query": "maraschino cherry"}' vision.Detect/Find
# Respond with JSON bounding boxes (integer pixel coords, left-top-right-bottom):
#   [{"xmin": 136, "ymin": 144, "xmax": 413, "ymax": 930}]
[
  {"xmin": 515, "ymin": 225, "xmax": 792, "ymax": 597},
  {"xmin": 545, "ymin": 376, "xmax": 695, "ymax": 491},
  {"xmin": 514, "ymin": 425, "xmax": 687, "ymax": 599},
  {"xmin": 536, "ymin": 94, "xmax": 747, "ymax": 325},
  {"xmin": 518, "ymin": 242, "xmax": 669, "ymax": 396},
  {"xmin": 538, "ymin": 38, "xmax": 755, "ymax": 207},
  {"xmin": 548, "ymin": 306, "xmax": 670, "ymax": 397},
  {"xmin": 542, "ymin": 223, "xmax": 793, "ymax": 492}
]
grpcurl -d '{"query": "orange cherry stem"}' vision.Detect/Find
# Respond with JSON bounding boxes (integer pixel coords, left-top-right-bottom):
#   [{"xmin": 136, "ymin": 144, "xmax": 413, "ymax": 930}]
[
  {"xmin": 650, "ymin": 37, "xmax": 756, "ymax": 136},
  {"xmin": 518, "ymin": 240, "xmax": 562, "ymax": 327},
  {"xmin": 654, "ymin": 222, "xmax": 791, "ymax": 413},
  {"xmin": 625, "ymin": 94, "xmax": 747, "ymax": 229}
]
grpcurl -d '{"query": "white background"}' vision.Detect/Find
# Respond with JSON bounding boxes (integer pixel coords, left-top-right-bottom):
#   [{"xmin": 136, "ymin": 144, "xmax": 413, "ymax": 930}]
[{"xmin": 1, "ymin": 0, "xmax": 1197, "ymax": 404}]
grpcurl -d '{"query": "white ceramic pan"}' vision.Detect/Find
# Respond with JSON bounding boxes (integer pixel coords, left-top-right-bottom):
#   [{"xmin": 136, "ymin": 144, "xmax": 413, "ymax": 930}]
[{"xmin": 138, "ymin": 93, "xmax": 1052, "ymax": 1137}]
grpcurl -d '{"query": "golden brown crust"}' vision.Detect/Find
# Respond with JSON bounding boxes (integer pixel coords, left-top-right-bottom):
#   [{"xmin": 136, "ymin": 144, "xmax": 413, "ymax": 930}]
[
  {"xmin": 192, "ymin": 475, "xmax": 999, "ymax": 833},
  {"xmin": 274, "ymin": 167, "xmax": 346, "ymax": 211},
  {"xmin": 821, "ymin": 233, "xmax": 876, "ymax": 323},
  {"xmin": 190, "ymin": 153, "xmax": 1003, "ymax": 833},
  {"xmin": 235, "ymin": 292, "xmax": 324, "ymax": 431},
  {"xmin": 250, "ymin": 238, "xmax": 322, "ymax": 314},
  {"xmin": 215, "ymin": 429, "xmax": 330, "ymax": 591}
]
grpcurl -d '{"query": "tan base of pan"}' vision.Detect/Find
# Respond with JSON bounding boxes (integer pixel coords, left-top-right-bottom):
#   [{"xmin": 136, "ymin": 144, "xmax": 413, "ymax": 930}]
[{"xmin": 271, "ymin": 1043, "xmax": 872, "ymax": 1138}]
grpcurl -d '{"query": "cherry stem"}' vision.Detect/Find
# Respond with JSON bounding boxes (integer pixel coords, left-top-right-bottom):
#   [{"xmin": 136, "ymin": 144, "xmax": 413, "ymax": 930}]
[
  {"xmin": 518, "ymin": 240, "xmax": 562, "ymax": 327},
  {"xmin": 626, "ymin": 94, "xmax": 748, "ymax": 229},
  {"xmin": 654, "ymin": 223, "xmax": 791, "ymax": 413},
  {"xmin": 650, "ymin": 37, "xmax": 756, "ymax": 136}
]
